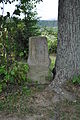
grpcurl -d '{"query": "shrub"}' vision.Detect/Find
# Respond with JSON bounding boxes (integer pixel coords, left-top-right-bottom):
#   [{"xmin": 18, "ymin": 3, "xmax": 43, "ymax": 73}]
[
  {"xmin": 49, "ymin": 58, "xmax": 55, "ymax": 71},
  {"xmin": 72, "ymin": 75, "xmax": 80, "ymax": 84},
  {"xmin": 41, "ymin": 27, "xmax": 58, "ymax": 54},
  {"xmin": 48, "ymin": 38, "xmax": 57, "ymax": 54},
  {"xmin": 0, "ymin": 61, "xmax": 29, "ymax": 93}
]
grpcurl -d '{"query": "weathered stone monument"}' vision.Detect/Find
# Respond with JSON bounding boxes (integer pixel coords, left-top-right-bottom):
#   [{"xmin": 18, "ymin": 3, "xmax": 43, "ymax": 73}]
[{"xmin": 27, "ymin": 36, "xmax": 52, "ymax": 84}]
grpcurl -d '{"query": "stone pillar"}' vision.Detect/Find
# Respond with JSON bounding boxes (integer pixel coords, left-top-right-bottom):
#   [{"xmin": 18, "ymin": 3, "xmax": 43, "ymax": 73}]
[{"xmin": 27, "ymin": 36, "xmax": 52, "ymax": 84}]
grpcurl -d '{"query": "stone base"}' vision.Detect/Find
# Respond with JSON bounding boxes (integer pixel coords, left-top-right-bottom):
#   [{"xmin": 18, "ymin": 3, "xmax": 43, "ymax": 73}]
[{"xmin": 28, "ymin": 65, "xmax": 52, "ymax": 84}]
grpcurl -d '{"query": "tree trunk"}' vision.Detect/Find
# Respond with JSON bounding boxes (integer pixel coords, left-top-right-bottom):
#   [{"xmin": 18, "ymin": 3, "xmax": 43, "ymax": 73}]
[{"xmin": 49, "ymin": 0, "xmax": 80, "ymax": 98}]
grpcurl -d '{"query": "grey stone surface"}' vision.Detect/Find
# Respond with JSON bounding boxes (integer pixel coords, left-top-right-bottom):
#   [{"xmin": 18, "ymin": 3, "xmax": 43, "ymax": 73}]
[
  {"xmin": 28, "ymin": 36, "xmax": 50, "ymax": 67},
  {"xmin": 27, "ymin": 36, "xmax": 51, "ymax": 84}
]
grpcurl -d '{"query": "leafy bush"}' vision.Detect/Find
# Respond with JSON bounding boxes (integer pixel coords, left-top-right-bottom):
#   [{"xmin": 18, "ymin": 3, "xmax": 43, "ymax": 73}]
[
  {"xmin": 41, "ymin": 27, "xmax": 58, "ymax": 54},
  {"xmin": 49, "ymin": 58, "xmax": 55, "ymax": 71},
  {"xmin": 72, "ymin": 75, "xmax": 80, "ymax": 84},
  {"xmin": 48, "ymin": 38, "xmax": 57, "ymax": 54},
  {"xmin": 0, "ymin": 61, "xmax": 29, "ymax": 93}
]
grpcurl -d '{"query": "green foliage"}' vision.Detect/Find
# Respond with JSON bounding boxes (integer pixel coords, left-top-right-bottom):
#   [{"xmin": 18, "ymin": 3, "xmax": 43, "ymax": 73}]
[
  {"xmin": 0, "ymin": 84, "xmax": 2, "ymax": 93},
  {"xmin": 0, "ymin": 0, "xmax": 42, "ymax": 60},
  {"xmin": 0, "ymin": 0, "xmax": 43, "ymax": 4},
  {"xmin": 0, "ymin": 62, "xmax": 29, "ymax": 92},
  {"xmin": 0, "ymin": 0, "xmax": 42, "ymax": 94},
  {"xmin": 22, "ymin": 86, "xmax": 31, "ymax": 95},
  {"xmin": 41, "ymin": 27, "xmax": 58, "ymax": 54},
  {"xmin": 12, "ymin": 0, "xmax": 41, "ymax": 59},
  {"xmin": 0, "ymin": 66, "xmax": 6, "ymax": 75},
  {"xmin": 14, "ymin": 19, "xmax": 40, "ymax": 59},
  {"xmin": 48, "ymin": 38, "xmax": 57, "ymax": 54},
  {"xmin": 49, "ymin": 58, "xmax": 55, "ymax": 71},
  {"xmin": 72, "ymin": 75, "xmax": 80, "ymax": 84}
]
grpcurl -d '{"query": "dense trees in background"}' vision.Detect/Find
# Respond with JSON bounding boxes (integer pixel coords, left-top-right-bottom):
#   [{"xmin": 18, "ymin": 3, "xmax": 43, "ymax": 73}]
[{"xmin": 38, "ymin": 20, "xmax": 57, "ymax": 28}]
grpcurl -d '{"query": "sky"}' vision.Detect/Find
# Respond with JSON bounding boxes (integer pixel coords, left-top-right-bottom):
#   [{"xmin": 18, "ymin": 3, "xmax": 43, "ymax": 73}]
[
  {"xmin": 37, "ymin": 0, "xmax": 58, "ymax": 20},
  {"xmin": 0, "ymin": 0, "xmax": 58, "ymax": 20}
]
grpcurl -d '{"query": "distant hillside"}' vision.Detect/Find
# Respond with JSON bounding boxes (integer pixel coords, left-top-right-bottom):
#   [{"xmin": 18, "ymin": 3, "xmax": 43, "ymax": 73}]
[{"xmin": 38, "ymin": 20, "xmax": 58, "ymax": 27}]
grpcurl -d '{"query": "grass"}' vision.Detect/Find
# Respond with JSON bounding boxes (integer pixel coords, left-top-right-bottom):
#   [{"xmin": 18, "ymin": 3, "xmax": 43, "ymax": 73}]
[
  {"xmin": 0, "ymin": 91, "xmax": 30, "ymax": 114},
  {"xmin": 60, "ymin": 100, "xmax": 80, "ymax": 120},
  {"xmin": 0, "ymin": 83, "xmax": 47, "ymax": 115},
  {"xmin": 49, "ymin": 53, "xmax": 56, "ymax": 73},
  {"xmin": 0, "ymin": 80, "xmax": 80, "ymax": 119}
]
